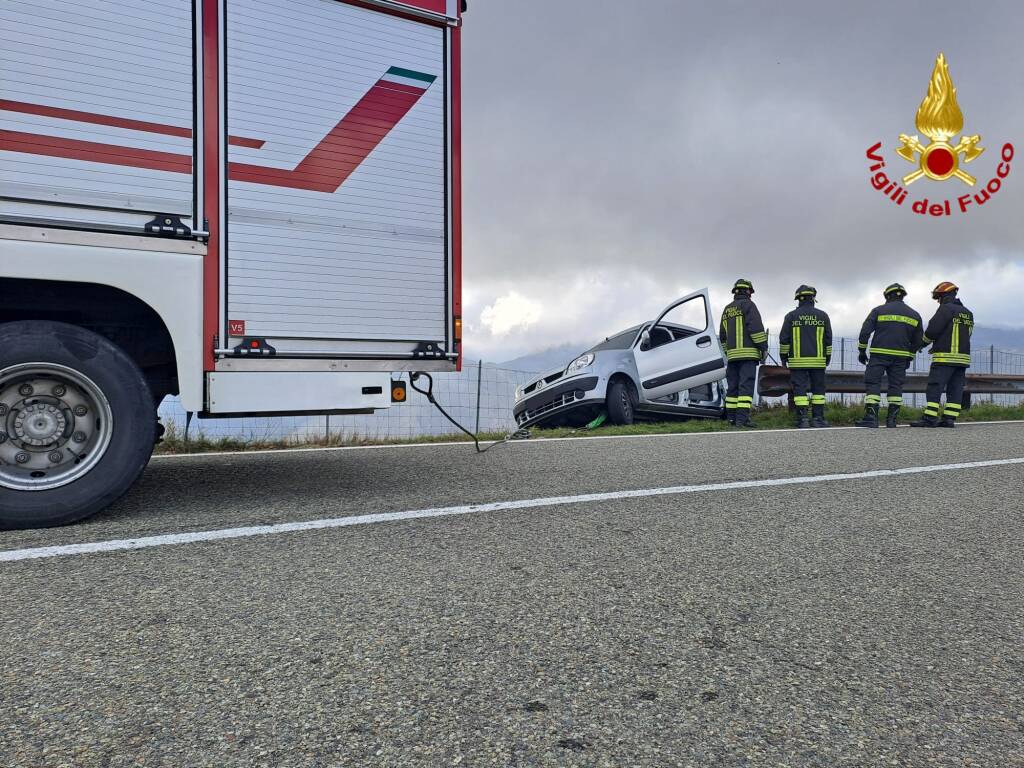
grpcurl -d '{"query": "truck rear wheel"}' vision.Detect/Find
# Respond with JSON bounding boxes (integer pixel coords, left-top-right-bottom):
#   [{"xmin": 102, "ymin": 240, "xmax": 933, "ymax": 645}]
[{"xmin": 0, "ymin": 321, "xmax": 155, "ymax": 529}]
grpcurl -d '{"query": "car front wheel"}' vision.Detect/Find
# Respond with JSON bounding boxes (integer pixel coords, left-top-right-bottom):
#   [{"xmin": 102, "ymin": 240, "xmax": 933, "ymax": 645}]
[{"xmin": 606, "ymin": 378, "xmax": 636, "ymax": 425}]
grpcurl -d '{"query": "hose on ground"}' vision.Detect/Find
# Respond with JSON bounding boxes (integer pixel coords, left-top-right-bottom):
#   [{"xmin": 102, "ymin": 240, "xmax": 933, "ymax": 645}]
[{"xmin": 410, "ymin": 371, "xmax": 529, "ymax": 453}]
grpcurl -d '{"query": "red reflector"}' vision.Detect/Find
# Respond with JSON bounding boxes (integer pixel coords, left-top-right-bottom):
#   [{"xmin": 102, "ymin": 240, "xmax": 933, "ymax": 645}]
[{"xmin": 250, "ymin": 340, "xmax": 259, "ymax": 348}]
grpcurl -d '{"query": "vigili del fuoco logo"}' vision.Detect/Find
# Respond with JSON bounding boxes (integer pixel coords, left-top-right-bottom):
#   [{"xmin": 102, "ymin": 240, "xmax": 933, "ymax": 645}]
[{"xmin": 866, "ymin": 53, "xmax": 1013, "ymax": 216}]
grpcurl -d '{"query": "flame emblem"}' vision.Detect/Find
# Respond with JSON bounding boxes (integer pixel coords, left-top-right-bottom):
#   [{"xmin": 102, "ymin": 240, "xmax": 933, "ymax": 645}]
[{"xmin": 896, "ymin": 53, "xmax": 984, "ymax": 185}]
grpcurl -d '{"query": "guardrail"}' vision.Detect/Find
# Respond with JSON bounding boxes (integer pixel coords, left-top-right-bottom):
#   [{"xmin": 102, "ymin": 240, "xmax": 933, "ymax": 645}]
[{"xmin": 758, "ymin": 365, "xmax": 1024, "ymax": 401}]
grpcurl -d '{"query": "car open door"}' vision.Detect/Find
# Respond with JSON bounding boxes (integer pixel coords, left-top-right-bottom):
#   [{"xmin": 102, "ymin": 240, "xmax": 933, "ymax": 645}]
[{"xmin": 633, "ymin": 289, "xmax": 728, "ymax": 401}]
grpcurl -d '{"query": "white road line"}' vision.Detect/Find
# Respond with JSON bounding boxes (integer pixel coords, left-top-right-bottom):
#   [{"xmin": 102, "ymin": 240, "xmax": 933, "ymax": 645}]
[
  {"xmin": 3, "ymin": 456, "xmax": 1022, "ymax": 563},
  {"xmin": 150, "ymin": 419, "xmax": 1024, "ymax": 461}
]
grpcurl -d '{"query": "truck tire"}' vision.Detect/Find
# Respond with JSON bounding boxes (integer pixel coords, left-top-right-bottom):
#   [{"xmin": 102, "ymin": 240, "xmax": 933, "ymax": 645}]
[
  {"xmin": 0, "ymin": 321, "xmax": 155, "ymax": 529},
  {"xmin": 606, "ymin": 378, "xmax": 636, "ymax": 425}
]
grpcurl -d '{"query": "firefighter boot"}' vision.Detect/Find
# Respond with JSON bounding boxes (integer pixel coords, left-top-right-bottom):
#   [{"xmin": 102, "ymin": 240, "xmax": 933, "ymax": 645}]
[
  {"xmin": 795, "ymin": 407, "xmax": 811, "ymax": 429},
  {"xmin": 811, "ymin": 404, "xmax": 830, "ymax": 428},
  {"xmin": 855, "ymin": 404, "xmax": 879, "ymax": 428},
  {"xmin": 735, "ymin": 411, "xmax": 756, "ymax": 429},
  {"xmin": 938, "ymin": 416, "xmax": 957, "ymax": 428},
  {"xmin": 910, "ymin": 414, "xmax": 939, "ymax": 428},
  {"xmin": 727, "ymin": 410, "xmax": 736, "ymax": 426},
  {"xmin": 885, "ymin": 404, "xmax": 901, "ymax": 428}
]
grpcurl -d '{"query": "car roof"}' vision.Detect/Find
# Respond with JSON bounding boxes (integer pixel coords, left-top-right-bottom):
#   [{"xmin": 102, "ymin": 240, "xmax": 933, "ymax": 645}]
[
  {"xmin": 585, "ymin": 323, "xmax": 647, "ymax": 354},
  {"xmin": 604, "ymin": 323, "xmax": 644, "ymax": 339},
  {"xmin": 593, "ymin": 320, "xmax": 692, "ymax": 343}
]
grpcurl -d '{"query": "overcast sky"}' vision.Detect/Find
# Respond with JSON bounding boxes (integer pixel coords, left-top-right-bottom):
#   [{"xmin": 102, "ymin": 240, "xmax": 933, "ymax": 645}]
[{"xmin": 458, "ymin": 0, "xmax": 1024, "ymax": 362}]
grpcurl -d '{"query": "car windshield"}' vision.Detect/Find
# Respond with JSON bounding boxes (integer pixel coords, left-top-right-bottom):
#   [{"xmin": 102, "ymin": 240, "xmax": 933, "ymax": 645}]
[{"xmin": 589, "ymin": 327, "xmax": 640, "ymax": 352}]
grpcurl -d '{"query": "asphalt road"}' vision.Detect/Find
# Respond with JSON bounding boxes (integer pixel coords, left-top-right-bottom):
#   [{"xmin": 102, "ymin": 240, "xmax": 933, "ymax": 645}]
[{"xmin": 2, "ymin": 423, "xmax": 1023, "ymax": 768}]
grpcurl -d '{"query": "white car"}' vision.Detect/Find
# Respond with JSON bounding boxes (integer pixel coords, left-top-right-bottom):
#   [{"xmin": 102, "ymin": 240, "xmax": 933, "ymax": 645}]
[{"xmin": 513, "ymin": 289, "xmax": 729, "ymax": 429}]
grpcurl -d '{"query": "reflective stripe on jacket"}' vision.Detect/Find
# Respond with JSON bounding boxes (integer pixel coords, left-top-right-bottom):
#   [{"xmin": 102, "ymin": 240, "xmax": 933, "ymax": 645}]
[{"xmin": 858, "ymin": 299, "xmax": 924, "ymax": 359}]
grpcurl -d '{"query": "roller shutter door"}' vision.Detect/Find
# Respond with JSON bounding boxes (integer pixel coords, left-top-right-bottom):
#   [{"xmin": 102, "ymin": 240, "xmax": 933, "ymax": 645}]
[
  {"xmin": 0, "ymin": 0, "xmax": 195, "ymax": 231},
  {"xmin": 225, "ymin": 0, "xmax": 449, "ymax": 354}
]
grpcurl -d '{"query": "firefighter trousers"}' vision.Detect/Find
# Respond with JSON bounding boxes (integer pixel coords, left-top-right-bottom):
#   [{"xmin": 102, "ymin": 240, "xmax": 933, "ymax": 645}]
[
  {"xmin": 864, "ymin": 356, "xmax": 909, "ymax": 408},
  {"xmin": 790, "ymin": 368, "xmax": 826, "ymax": 409},
  {"xmin": 725, "ymin": 360, "xmax": 758, "ymax": 413},
  {"xmin": 924, "ymin": 364, "xmax": 966, "ymax": 420}
]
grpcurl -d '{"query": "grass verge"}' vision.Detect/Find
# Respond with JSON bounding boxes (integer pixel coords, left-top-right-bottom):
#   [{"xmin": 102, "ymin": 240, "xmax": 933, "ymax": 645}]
[
  {"xmin": 525, "ymin": 401, "xmax": 1024, "ymax": 438},
  {"xmin": 154, "ymin": 420, "xmax": 510, "ymax": 455},
  {"xmin": 153, "ymin": 402, "xmax": 1024, "ymax": 455}
]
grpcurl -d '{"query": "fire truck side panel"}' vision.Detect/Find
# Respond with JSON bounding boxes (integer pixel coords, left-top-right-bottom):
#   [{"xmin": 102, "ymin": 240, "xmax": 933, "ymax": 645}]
[
  {"xmin": 0, "ymin": 0, "xmax": 196, "ymax": 231},
  {"xmin": 0, "ymin": 0, "xmax": 463, "ymax": 527}
]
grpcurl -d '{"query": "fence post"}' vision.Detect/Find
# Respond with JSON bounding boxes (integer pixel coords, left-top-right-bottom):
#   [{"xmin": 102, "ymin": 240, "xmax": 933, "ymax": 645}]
[
  {"xmin": 991, "ymin": 344, "xmax": 996, "ymax": 403},
  {"xmin": 325, "ymin": 414, "xmax": 330, "ymax": 441},
  {"xmin": 840, "ymin": 337, "xmax": 846, "ymax": 405},
  {"xmin": 475, "ymin": 359, "xmax": 483, "ymax": 435}
]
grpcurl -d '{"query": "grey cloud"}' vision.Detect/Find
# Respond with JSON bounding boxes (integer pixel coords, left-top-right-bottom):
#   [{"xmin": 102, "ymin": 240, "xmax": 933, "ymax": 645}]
[{"xmin": 460, "ymin": 0, "xmax": 1024, "ymax": 357}]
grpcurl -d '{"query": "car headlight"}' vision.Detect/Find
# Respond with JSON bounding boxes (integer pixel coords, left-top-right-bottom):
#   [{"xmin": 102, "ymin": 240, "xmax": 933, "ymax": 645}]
[
  {"xmin": 565, "ymin": 353, "xmax": 594, "ymax": 375},
  {"xmin": 515, "ymin": 385, "xmax": 523, "ymax": 400}
]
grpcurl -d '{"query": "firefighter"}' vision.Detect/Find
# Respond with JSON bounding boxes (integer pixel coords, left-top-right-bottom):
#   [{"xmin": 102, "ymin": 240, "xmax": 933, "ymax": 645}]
[
  {"xmin": 719, "ymin": 279, "xmax": 767, "ymax": 428},
  {"xmin": 855, "ymin": 283, "xmax": 923, "ymax": 428},
  {"xmin": 912, "ymin": 282, "xmax": 974, "ymax": 428},
  {"xmin": 779, "ymin": 285, "xmax": 832, "ymax": 428}
]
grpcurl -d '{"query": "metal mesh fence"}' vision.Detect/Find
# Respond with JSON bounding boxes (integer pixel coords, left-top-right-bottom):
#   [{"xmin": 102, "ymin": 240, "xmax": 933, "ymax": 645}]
[
  {"xmin": 158, "ymin": 339, "xmax": 1023, "ymax": 443},
  {"xmin": 158, "ymin": 361, "xmax": 542, "ymax": 443}
]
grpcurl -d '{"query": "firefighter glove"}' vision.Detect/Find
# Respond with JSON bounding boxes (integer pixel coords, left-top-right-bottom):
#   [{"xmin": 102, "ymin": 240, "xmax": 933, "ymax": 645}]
[{"xmin": 858, "ymin": 350, "xmax": 869, "ymax": 365}]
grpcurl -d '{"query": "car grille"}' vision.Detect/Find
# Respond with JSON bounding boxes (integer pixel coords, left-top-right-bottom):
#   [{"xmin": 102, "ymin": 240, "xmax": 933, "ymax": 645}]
[
  {"xmin": 516, "ymin": 389, "xmax": 580, "ymax": 425},
  {"xmin": 522, "ymin": 370, "xmax": 564, "ymax": 395}
]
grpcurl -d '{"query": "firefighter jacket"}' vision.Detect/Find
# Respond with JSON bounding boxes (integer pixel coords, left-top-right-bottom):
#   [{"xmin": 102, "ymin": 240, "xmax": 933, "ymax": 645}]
[
  {"xmin": 719, "ymin": 294, "xmax": 767, "ymax": 362},
  {"xmin": 779, "ymin": 302, "xmax": 832, "ymax": 369},
  {"xmin": 924, "ymin": 297, "xmax": 974, "ymax": 367},
  {"xmin": 857, "ymin": 299, "xmax": 924, "ymax": 360}
]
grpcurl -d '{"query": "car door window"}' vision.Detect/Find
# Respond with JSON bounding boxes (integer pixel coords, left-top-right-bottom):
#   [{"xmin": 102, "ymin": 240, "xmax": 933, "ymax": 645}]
[{"xmin": 653, "ymin": 294, "xmax": 709, "ymax": 340}]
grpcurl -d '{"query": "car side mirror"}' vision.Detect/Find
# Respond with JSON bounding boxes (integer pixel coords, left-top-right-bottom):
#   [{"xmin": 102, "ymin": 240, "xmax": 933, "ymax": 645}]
[{"xmin": 640, "ymin": 329, "xmax": 652, "ymax": 351}]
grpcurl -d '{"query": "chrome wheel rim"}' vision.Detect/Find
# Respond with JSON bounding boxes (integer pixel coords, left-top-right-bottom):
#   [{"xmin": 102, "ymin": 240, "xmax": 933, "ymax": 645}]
[{"xmin": 0, "ymin": 363, "xmax": 114, "ymax": 491}]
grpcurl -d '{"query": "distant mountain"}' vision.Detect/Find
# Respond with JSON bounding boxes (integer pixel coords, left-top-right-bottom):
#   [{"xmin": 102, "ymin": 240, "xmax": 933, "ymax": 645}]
[
  {"xmin": 970, "ymin": 325, "xmax": 1023, "ymax": 352},
  {"xmin": 498, "ymin": 343, "xmax": 581, "ymax": 374}
]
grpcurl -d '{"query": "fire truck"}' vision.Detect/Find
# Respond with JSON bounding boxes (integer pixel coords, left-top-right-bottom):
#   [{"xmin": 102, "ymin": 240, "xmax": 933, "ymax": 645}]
[{"xmin": 0, "ymin": 0, "xmax": 464, "ymax": 528}]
